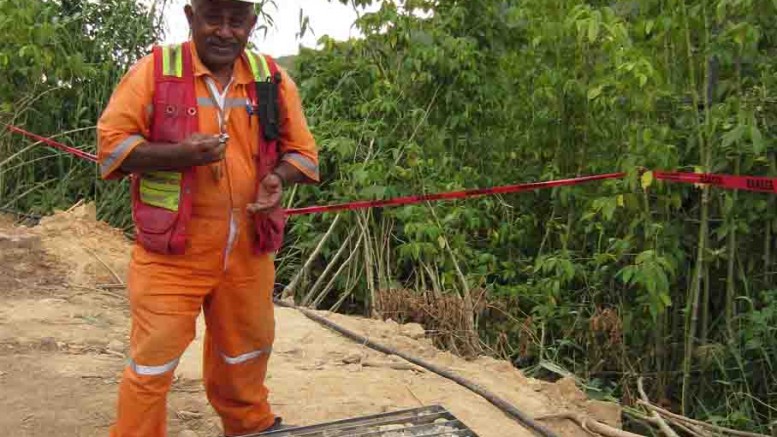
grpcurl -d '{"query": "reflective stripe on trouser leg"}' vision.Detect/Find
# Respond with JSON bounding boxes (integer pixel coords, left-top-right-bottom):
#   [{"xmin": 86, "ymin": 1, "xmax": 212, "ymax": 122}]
[
  {"xmin": 129, "ymin": 357, "xmax": 180, "ymax": 376},
  {"xmin": 222, "ymin": 347, "xmax": 273, "ymax": 365}
]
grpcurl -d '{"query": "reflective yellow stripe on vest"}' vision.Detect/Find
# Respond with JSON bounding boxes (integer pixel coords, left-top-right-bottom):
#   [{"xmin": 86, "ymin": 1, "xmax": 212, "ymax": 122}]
[
  {"xmin": 140, "ymin": 171, "xmax": 182, "ymax": 212},
  {"xmin": 140, "ymin": 44, "xmax": 185, "ymax": 212},
  {"xmin": 162, "ymin": 44, "xmax": 184, "ymax": 77},
  {"xmin": 245, "ymin": 51, "xmax": 272, "ymax": 81}
]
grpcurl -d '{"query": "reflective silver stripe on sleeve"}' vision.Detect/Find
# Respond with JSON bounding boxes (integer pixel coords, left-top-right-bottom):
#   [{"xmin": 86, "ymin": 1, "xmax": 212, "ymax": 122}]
[
  {"xmin": 222, "ymin": 347, "xmax": 272, "ymax": 365},
  {"xmin": 129, "ymin": 357, "xmax": 179, "ymax": 376},
  {"xmin": 282, "ymin": 153, "xmax": 319, "ymax": 178},
  {"xmin": 100, "ymin": 134, "xmax": 144, "ymax": 176}
]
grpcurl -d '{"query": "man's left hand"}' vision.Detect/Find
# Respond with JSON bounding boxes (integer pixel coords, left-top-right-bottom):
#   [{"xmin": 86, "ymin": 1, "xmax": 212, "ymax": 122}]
[{"xmin": 248, "ymin": 173, "xmax": 283, "ymax": 213}]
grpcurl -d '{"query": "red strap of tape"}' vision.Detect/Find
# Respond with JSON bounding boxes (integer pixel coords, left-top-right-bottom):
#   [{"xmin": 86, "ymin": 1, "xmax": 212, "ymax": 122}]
[
  {"xmin": 285, "ymin": 173, "xmax": 627, "ymax": 216},
  {"xmin": 6, "ymin": 125, "xmax": 98, "ymax": 163},
  {"xmin": 289, "ymin": 171, "xmax": 777, "ymax": 216},
  {"xmin": 7, "ymin": 125, "xmax": 776, "ymax": 217},
  {"xmin": 655, "ymin": 171, "xmax": 777, "ymax": 194}
]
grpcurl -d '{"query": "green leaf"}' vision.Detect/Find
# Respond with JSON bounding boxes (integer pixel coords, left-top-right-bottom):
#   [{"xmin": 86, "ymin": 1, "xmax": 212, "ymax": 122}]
[
  {"xmin": 621, "ymin": 267, "xmax": 634, "ymax": 284},
  {"xmin": 587, "ymin": 19, "xmax": 599, "ymax": 42},
  {"xmin": 641, "ymin": 171, "xmax": 654, "ymax": 190},
  {"xmin": 587, "ymin": 86, "xmax": 603, "ymax": 100},
  {"xmin": 751, "ymin": 125, "xmax": 764, "ymax": 154},
  {"xmin": 745, "ymin": 338, "xmax": 762, "ymax": 350},
  {"xmin": 360, "ymin": 185, "xmax": 386, "ymax": 199},
  {"xmin": 722, "ymin": 125, "xmax": 745, "ymax": 149},
  {"xmin": 602, "ymin": 197, "xmax": 616, "ymax": 221}
]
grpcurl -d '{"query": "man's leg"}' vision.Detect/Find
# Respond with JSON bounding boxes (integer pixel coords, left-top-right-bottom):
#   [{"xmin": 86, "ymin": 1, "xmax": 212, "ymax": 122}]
[
  {"xmin": 203, "ymin": 251, "xmax": 277, "ymax": 436},
  {"xmin": 110, "ymin": 261, "xmax": 210, "ymax": 437}
]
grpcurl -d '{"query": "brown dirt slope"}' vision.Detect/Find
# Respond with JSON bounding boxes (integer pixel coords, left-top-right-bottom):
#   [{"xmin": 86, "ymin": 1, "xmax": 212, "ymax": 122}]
[{"xmin": 0, "ymin": 205, "xmax": 621, "ymax": 437}]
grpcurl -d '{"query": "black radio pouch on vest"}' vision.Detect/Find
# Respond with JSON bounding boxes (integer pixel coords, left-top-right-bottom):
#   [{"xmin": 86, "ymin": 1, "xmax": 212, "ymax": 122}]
[{"xmin": 256, "ymin": 71, "xmax": 282, "ymax": 141}]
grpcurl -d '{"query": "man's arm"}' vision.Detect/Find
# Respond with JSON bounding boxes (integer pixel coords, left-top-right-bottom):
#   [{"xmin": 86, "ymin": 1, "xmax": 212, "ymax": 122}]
[
  {"xmin": 118, "ymin": 134, "xmax": 225, "ymax": 174},
  {"xmin": 275, "ymin": 67, "xmax": 320, "ymax": 185},
  {"xmin": 272, "ymin": 160, "xmax": 309, "ymax": 186},
  {"xmin": 118, "ymin": 142, "xmax": 186, "ymax": 173},
  {"xmin": 98, "ymin": 56, "xmax": 157, "ymax": 180}
]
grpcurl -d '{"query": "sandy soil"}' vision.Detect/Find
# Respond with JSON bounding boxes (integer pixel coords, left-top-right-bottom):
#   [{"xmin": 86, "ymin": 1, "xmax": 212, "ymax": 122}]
[{"xmin": 0, "ymin": 205, "xmax": 622, "ymax": 437}]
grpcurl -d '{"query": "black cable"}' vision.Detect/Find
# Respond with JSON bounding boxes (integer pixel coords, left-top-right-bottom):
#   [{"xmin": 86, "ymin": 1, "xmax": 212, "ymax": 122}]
[{"xmin": 274, "ymin": 299, "xmax": 560, "ymax": 437}]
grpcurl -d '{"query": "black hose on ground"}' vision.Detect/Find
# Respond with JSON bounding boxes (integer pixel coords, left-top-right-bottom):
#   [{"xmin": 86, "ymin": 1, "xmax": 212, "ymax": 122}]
[{"xmin": 274, "ymin": 299, "xmax": 560, "ymax": 437}]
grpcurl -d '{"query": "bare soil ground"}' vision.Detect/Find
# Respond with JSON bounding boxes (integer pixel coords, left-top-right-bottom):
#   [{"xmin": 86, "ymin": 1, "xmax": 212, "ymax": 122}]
[{"xmin": 0, "ymin": 205, "xmax": 622, "ymax": 437}]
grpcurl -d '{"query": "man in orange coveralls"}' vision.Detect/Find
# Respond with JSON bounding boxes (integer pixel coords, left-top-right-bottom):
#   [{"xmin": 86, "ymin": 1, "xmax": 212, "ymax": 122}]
[{"xmin": 97, "ymin": 0, "xmax": 319, "ymax": 435}]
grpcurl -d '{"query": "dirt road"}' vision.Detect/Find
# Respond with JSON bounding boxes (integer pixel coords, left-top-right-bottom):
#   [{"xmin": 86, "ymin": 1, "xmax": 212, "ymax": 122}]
[{"xmin": 0, "ymin": 205, "xmax": 621, "ymax": 436}]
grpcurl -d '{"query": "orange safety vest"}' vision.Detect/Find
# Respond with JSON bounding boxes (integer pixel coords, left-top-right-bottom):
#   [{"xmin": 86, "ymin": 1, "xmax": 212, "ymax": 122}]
[{"xmin": 131, "ymin": 41, "xmax": 285, "ymax": 255}]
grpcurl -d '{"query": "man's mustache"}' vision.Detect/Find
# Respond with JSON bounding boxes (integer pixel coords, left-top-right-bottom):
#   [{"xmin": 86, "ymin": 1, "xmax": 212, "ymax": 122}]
[{"xmin": 205, "ymin": 37, "xmax": 239, "ymax": 48}]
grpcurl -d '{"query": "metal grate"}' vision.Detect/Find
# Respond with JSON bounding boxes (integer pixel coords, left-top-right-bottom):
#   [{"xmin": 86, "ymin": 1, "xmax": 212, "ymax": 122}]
[{"xmin": 256, "ymin": 405, "xmax": 479, "ymax": 437}]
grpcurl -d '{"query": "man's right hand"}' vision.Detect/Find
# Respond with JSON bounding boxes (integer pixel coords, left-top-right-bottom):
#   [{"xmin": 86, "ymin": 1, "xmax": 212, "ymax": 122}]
[{"xmin": 177, "ymin": 133, "xmax": 225, "ymax": 167}]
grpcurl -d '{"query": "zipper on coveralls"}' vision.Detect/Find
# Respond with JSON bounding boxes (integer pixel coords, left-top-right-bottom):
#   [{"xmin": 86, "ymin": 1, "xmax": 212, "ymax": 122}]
[{"xmin": 204, "ymin": 77, "xmax": 239, "ymax": 271}]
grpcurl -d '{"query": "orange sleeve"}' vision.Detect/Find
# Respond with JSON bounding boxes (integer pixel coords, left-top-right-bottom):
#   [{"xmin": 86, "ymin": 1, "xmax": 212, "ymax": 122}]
[
  {"xmin": 277, "ymin": 67, "xmax": 319, "ymax": 183},
  {"xmin": 96, "ymin": 55, "xmax": 154, "ymax": 180}
]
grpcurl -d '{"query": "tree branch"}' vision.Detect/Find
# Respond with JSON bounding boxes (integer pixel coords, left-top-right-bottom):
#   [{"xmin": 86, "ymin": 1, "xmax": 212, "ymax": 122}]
[{"xmin": 637, "ymin": 377, "xmax": 680, "ymax": 437}]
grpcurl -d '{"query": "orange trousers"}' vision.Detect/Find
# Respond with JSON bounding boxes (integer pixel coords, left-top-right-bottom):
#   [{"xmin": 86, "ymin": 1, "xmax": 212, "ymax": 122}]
[{"xmin": 110, "ymin": 213, "xmax": 277, "ymax": 437}]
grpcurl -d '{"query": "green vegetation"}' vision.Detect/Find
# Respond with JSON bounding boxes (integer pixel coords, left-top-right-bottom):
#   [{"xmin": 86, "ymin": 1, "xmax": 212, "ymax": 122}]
[
  {"xmin": 0, "ymin": 0, "xmax": 774, "ymax": 433},
  {"xmin": 0, "ymin": 0, "xmax": 163, "ymax": 231}
]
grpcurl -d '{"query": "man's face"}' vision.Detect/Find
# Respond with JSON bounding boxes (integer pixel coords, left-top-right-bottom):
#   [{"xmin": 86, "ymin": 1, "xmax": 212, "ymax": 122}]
[{"xmin": 185, "ymin": 0, "xmax": 257, "ymax": 70}]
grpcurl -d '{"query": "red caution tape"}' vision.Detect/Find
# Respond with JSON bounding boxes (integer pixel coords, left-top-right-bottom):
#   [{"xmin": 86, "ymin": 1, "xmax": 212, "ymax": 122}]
[
  {"xmin": 285, "ymin": 173, "xmax": 627, "ymax": 216},
  {"xmin": 6, "ymin": 125, "xmax": 776, "ymax": 217},
  {"xmin": 6, "ymin": 124, "xmax": 98, "ymax": 163},
  {"xmin": 288, "ymin": 171, "xmax": 777, "ymax": 216},
  {"xmin": 655, "ymin": 171, "xmax": 777, "ymax": 194}
]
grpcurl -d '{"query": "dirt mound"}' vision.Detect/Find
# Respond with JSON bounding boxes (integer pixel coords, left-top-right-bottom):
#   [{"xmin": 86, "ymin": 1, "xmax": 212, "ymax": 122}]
[
  {"xmin": 28, "ymin": 203, "xmax": 132, "ymax": 287},
  {"xmin": 0, "ymin": 224, "xmax": 60, "ymax": 293},
  {"xmin": 0, "ymin": 213, "xmax": 16, "ymax": 228}
]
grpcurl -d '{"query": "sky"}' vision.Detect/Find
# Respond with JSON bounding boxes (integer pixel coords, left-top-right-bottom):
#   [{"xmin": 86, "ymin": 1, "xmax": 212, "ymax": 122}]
[{"xmin": 158, "ymin": 0, "xmax": 380, "ymax": 57}]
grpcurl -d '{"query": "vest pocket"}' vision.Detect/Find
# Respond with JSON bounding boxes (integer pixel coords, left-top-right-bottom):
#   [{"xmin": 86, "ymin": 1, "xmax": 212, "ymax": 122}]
[
  {"xmin": 133, "ymin": 171, "xmax": 185, "ymax": 255},
  {"xmin": 139, "ymin": 171, "xmax": 181, "ymax": 212}
]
